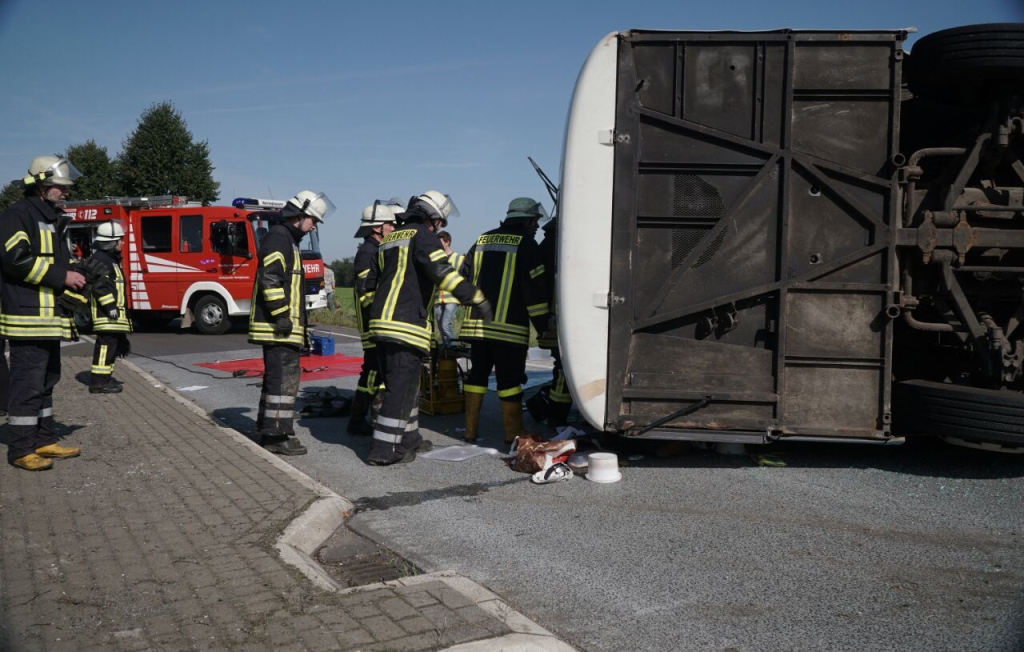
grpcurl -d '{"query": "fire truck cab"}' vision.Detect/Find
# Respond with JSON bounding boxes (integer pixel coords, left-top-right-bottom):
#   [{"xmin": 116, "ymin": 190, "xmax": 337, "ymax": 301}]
[{"xmin": 62, "ymin": 195, "xmax": 327, "ymax": 335}]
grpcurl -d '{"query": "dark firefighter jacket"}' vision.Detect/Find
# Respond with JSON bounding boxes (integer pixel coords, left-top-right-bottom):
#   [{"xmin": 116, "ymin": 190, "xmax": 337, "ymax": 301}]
[
  {"xmin": 461, "ymin": 222, "xmax": 550, "ymax": 346},
  {"xmin": 248, "ymin": 222, "xmax": 306, "ymax": 347},
  {"xmin": 89, "ymin": 248, "xmax": 132, "ymax": 333},
  {"xmin": 368, "ymin": 210, "xmax": 485, "ymax": 354},
  {"xmin": 0, "ymin": 196, "xmax": 75, "ymax": 340},
  {"xmin": 353, "ymin": 236, "xmax": 381, "ymax": 350}
]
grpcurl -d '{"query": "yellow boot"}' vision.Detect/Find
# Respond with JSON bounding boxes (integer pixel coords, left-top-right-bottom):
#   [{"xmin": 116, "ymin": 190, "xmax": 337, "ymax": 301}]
[
  {"xmin": 463, "ymin": 392, "xmax": 485, "ymax": 443},
  {"xmin": 35, "ymin": 443, "xmax": 81, "ymax": 459},
  {"xmin": 12, "ymin": 453, "xmax": 53, "ymax": 471},
  {"xmin": 500, "ymin": 399, "xmax": 537, "ymax": 444}
]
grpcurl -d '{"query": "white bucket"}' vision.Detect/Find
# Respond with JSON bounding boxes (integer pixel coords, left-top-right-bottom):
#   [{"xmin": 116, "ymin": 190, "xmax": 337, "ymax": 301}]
[{"xmin": 586, "ymin": 452, "xmax": 622, "ymax": 483}]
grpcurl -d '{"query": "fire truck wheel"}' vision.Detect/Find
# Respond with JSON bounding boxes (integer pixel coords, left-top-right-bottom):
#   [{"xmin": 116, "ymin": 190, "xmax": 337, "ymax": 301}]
[
  {"xmin": 194, "ymin": 295, "xmax": 231, "ymax": 335},
  {"xmin": 906, "ymin": 23, "xmax": 1024, "ymax": 105},
  {"xmin": 894, "ymin": 379, "xmax": 1024, "ymax": 448}
]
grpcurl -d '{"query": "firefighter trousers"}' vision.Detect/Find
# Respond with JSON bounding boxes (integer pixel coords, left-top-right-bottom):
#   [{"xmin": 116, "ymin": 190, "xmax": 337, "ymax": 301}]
[
  {"xmin": 356, "ymin": 346, "xmax": 382, "ymax": 397},
  {"xmin": 367, "ymin": 341, "xmax": 423, "ymax": 463},
  {"xmin": 90, "ymin": 332, "xmax": 126, "ymax": 386},
  {"xmin": 465, "ymin": 340, "xmax": 528, "ymax": 402},
  {"xmin": 6, "ymin": 340, "xmax": 61, "ymax": 463},
  {"xmin": 256, "ymin": 344, "xmax": 301, "ymax": 439},
  {"xmin": 549, "ymin": 346, "xmax": 571, "ymax": 406},
  {"xmin": 0, "ymin": 338, "xmax": 9, "ymax": 412}
]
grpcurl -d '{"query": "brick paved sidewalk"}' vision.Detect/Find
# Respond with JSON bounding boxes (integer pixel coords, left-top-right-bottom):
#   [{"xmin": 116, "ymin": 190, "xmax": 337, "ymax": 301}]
[{"xmin": 0, "ymin": 355, "xmax": 573, "ymax": 651}]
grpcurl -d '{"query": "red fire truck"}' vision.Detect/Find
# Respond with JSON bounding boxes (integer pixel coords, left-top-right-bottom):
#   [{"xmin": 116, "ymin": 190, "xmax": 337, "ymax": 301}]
[{"xmin": 61, "ymin": 195, "xmax": 327, "ymax": 334}]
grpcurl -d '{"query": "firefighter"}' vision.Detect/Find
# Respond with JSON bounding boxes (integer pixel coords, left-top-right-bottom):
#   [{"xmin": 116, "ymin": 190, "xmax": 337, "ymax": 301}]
[
  {"xmin": 366, "ymin": 190, "xmax": 493, "ymax": 465},
  {"xmin": 347, "ymin": 200, "xmax": 399, "ymax": 436},
  {"xmin": 461, "ymin": 197, "xmax": 550, "ymax": 444},
  {"xmin": 534, "ymin": 216, "xmax": 572, "ymax": 426},
  {"xmin": 88, "ymin": 221, "xmax": 132, "ymax": 394},
  {"xmin": 248, "ymin": 190, "xmax": 335, "ymax": 455},
  {"xmin": 1, "ymin": 156, "xmax": 87, "ymax": 471}
]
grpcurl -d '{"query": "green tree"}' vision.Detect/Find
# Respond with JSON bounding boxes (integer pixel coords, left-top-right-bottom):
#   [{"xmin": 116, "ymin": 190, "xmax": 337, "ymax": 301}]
[
  {"xmin": 0, "ymin": 182, "xmax": 23, "ymax": 210},
  {"xmin": 331, "ymin": 258, "xmax": 355, "ymax": 287},
  {"xmin": 63, "ymin": 140, "xmax": 118, "ymax": 200},
  {"xmin": 115, "ymin": 101, "xmax": 220, "ymax": 204}
]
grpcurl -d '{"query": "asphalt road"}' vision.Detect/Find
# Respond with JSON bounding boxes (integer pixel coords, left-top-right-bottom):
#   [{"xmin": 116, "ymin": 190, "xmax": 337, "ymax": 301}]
[{"xmin": 65, "ymin": 325, "xmax": 1024, "ymax": 652}]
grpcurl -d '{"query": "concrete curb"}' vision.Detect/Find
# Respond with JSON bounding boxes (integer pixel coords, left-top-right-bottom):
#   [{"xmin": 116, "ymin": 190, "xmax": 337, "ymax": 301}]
[{"xmin": 121, "ymin": 358, "xmax": 576, "ymax": 651}]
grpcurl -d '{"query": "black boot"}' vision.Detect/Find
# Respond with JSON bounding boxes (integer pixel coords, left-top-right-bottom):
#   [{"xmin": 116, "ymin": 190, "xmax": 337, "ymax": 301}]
[
  {"xmin": 367, "ymin": 434, "xmax": 423, "ymax": 466},
  {"xmin": 403, "ymin": 430, "xmax": 433, "ymax": 453},
  {"xmin": 525, "ymin": 386, "xmax": 551, "ymax": 423},
  {"xmin": 90, "ymin": 372, "xmax": 123, "ymax": 394},
  {"xmin": 89, "ymin": 383, "xmax": 123, "ymax": 394},
  {"xmin": 346, "ymin": 392, "xmax": 373, "ymax": 436},
  {"xmin": 368, "ymin": 445, "xmax": 415, "ymax": 466},
  {"xmin": 260, "ymin": 435, "xmax": 307, "ymax": 456}
]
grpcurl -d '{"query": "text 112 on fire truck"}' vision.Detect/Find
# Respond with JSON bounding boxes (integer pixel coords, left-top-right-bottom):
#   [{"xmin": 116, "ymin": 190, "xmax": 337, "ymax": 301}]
[{"xmin": 61, "ymin": 195, "xmax": 327, "ymax": 334}]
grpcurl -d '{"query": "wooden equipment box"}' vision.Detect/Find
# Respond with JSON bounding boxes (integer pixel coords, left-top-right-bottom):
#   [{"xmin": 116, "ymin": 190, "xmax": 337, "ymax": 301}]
[{"xmin": 420, "ymin": 355, "xmax": 464, "ymax": 415}]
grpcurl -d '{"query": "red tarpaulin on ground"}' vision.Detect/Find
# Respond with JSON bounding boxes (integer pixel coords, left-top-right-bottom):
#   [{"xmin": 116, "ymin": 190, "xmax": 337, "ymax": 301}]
[{"xmin": 196, "ymin": 353, "xmax": 364, "ymax": 381}]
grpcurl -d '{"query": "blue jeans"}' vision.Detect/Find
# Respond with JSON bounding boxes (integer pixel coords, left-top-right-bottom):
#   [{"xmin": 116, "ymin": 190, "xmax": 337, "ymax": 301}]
[{"xmin": 434, "ymin": 303, "xmax": 458, "ymax": 347}]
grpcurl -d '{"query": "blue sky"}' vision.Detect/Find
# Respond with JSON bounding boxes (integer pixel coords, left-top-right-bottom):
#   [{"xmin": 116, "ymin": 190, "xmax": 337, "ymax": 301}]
[{"xmin": 1, "ymin": 0, "xmax": 1021, "ymax": 264}]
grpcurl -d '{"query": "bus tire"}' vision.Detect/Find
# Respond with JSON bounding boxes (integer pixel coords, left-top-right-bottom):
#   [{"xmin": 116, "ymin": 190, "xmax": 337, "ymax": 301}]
[
  {"xmin": 193, "ymin": 295, "xmax": 231, "ymax": 335},
  {"xmin": 906, "ymin": 23, "xmax": 1024, "ymax": 105},
  {"xmin": 894, "ymin": 379, "xmax": 1024, "ymax": 447}
]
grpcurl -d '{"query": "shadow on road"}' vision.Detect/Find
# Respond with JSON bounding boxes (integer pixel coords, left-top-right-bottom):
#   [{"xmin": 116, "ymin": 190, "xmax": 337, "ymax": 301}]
[{"xmin": 606, "ymin": 435, "xmax": 1024, "ymax": 480}]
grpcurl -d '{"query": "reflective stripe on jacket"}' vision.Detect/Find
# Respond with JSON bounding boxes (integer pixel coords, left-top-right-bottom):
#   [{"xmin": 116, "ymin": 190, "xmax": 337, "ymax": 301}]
[
  {"xmin": 248, "ymin": 223, "xmax": 305, "ymax": 346},
  {"xmin": 89, "ymin": 249, "xmax": 132, "ymax": 333},
  {"xmin": 0, "ymin": 196, "xmax": 74, "ymax": 340},
  {"xmin": 461, "ymin": 223, "xmax": 549, "ymax": 346},
  {"xmin": 437, "ymin": 252, "xmax": 465, "ymax": 305},
  {"xmin": 368, "ymin": 212, "xmax": 484, "ymax": 354},
  {"xmin": 353, "ymin": 237, "xmax": 380, "ymax": 350}
]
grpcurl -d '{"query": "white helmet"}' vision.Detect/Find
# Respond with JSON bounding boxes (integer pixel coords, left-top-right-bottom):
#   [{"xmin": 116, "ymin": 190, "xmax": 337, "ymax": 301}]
[
  {"xmin": 355, "ymin": 201, "xmax": 400, "ymax": 237},
  {"xmin": 414, "ymin": 190, "xmax": 459, "ymax": 221},
  {"xmin": 95, "ymin": 221, "xmax": 125, "ymax": 241},
  {"xmin": 283, "ymin": 190, "xmax": 336, "ymax": 223},
  {"xmin": 25, "ymin": 156, "xmax": 82, "ymax": 187}
]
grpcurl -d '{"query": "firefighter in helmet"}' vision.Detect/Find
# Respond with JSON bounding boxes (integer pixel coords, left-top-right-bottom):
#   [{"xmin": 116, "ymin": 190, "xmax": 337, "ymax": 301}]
[
  {"xmin": 88, "ymin": 221, "xmax": 132, "ymax": 394},
  {"xmin": 248, "ymin": 190, "xmax": 335, "ymax": 455},
  {"xmin": 1, "ymin": 156, "xmax": 87, "ymax": 471},
  {"xmin": 461, "ymin": 197, "xmax": 550, "ymax": 444},
  {"xmin": 366, "ymin": 190, "xmax": 493, "ymax": 465},
  {"xmin": 347, "ymin": 200, "xmax": 400, "ymax": 436}
]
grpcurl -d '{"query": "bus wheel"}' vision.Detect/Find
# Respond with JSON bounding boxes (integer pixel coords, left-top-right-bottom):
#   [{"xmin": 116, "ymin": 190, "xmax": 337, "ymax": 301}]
[
  {"xmin": 906, "ymin": 23, "xmax": 1024, "ymax": 105},
  {"xmin": 194, "ymin": 295, "xmax": 231, "ymax": 335},
  {"xmin": 894, "ymin": 379, "xmax": 1024, "ymax": 448}
]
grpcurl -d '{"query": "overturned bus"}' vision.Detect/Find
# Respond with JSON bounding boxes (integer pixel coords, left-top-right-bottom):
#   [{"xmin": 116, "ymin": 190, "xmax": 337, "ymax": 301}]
[{"xmin": 557, "ymin": 23, "xmax": 1024, "ymax": 451}]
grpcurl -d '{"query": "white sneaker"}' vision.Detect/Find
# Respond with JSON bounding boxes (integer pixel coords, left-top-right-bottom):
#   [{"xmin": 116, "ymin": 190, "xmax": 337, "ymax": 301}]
[{"xmin": 531, "ymin": 462, "xmax": 573, "ymax": 484}]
